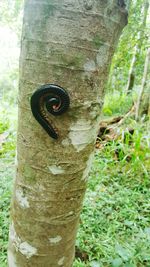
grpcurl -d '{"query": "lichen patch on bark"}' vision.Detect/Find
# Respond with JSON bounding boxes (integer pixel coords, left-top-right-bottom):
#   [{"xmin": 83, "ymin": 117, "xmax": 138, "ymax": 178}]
[
  {"xmin": 69, "ymin": 119, "xmax": 95, "ymax": 152},
  {"xmin": 82, "ymin": 152, "xmax": 95, "ymax": 181},
  {"xmin": 96, "ymin": 45, "xmax": 109, "ymax": 67},
  {"xmin": 9, "ymin": 223, "xmax": 37, "ymax": 259},
  {"xmin": 48, "ymin": 165, "xmax": 65, "ymax": 175},
  {"xmin": 62, "ymin": 138, "xmax": 70, "ymax": 147},
  {"xmin": 49, "ymin": 235, "xmax": 62, "ymax": 244},
  {"xmin": 58, "ymin": 256, "xmax": 65, "ymax": 266},
  {"xmin": 19, "ymin": 242, "xmax": 37, "ymax": 259},
  {"xmin": 15, "ymin": 189, "xmax": 30, "ymax": 209},
  {"xmin": 84, "ymin": 59, "xmax": 96, "ymax": 72},
  {"xmin": 9, "ymin": 223, "xmax": 21, "ymax": 250}
]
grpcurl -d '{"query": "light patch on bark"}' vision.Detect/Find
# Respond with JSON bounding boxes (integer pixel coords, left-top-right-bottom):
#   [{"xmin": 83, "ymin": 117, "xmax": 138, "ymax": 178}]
[
  {"xmin": 15, "ymin": 151, "xmax": 18, "ymax": 167},
  {"xmin": 83, "ymin": 101, "xmax": 93, "ymax": 108},
  {"xmin": 48, "ymin": 165, "xmax": 65, "ymax": 175},
  {"xmin": 62, "ymin": 138, "xmax": 70, "ymax": 147},
  {"xmin": 69, "ymin": 120, "xmax": 95, "ymax": 152},
  {"xmin": 68, "ymin": 211, "xmax": 74, "ymax": 216},
  {"xmin": 16, "ymin": 189, "xmax": 30, "ymax": 208},
  {"xmin": 19, "ymin": 242, "xmax": 37, "ymax": 259},
  {"xmin": 49, "ymin": 235, "xmax": 62, "ymax": 244},
  {"xmin": 96, "ymin": 45, "xmax": 109, "ymax": 67},
  {"xmin": 7, "ymin": 250, "xmax": 18, "ymax": 267},
  {"xmin": 90, "ymin": 106, "xmax": 101, "ymax": 120},
  {"xmin": 9, "ymin": 223, "xmax": 21, "ymax": 250},
  {"xmin": 58, "ymin": 256, "xmax": 65, "ymax": 266},
  {"xmin": 82, "ymin": 152, "xmax": 95, "ymax": 181},
  {"xmin": 9, "ymin": 223, "xmax": 37, "ymax": 259},
  {"xmin": 84, "ymin": 59, "xmax": 96, "ymax": 72}
]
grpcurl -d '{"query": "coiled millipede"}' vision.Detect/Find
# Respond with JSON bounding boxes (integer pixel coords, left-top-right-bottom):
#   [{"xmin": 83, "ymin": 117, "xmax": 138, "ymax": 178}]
[{"xmin": 30, "ymin": 84, "xmax": 70, "ymax": 139}]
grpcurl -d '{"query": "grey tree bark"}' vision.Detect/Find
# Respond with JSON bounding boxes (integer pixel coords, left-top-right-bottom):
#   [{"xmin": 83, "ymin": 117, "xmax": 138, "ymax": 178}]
[{"xmin": 8, "ymin": 1, "xmax": 128, "ymax": 266}]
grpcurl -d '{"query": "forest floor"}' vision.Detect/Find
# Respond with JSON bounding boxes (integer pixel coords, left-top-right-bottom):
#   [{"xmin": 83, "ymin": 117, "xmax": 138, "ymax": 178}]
[{"xmin": 0, "ymin": 96, "xmax": 150, "ymax": 267}]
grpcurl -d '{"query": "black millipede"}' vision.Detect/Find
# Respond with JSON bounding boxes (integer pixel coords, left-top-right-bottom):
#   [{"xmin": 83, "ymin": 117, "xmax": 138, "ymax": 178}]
[{"xmin": 30, "ymin": 84, "xmax": 70, "ymax": 139}]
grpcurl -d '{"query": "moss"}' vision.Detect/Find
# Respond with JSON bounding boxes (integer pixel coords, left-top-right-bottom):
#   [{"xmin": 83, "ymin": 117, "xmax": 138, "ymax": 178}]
[{"xmin": 93, "ymin": 35, "xmax": 104, "ymax": 49}]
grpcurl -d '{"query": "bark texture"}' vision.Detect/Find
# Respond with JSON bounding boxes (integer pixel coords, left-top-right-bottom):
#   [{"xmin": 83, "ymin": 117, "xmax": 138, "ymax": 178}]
[{"xmin": 8, "ymin": 1, "xmax": 128, "ymax": 266}]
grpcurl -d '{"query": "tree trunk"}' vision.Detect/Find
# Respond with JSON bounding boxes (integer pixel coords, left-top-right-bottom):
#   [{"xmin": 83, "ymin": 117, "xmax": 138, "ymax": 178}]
[
  {"xmin": 135, "ymin": 47, "xmax": 150, "ymax": 120},
  {"xmin": 125, "ymin": 0, "xmax": 149, "ymax": 95},
  {"xmin": 8, "ymin": 1, "xmax": 128, "ymax": 266}
]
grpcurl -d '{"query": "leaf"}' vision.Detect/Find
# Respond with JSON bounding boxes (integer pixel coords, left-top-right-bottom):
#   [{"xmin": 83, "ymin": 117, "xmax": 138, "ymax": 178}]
[
  {"xmin": 90, "ymin": 260, "xmax": 102, "ymax": 267},
  {"xmin": 144, "ymin": 227, "xmax": 150, "ymax": 236},
  {"xmin": 115, "ymin": 244, "xmax": 131, "ymax": 261},
  {"xmin": 124, "ymin": 220, "xmax": 134, "ymax": 227},
  {"xmin": 111, "ymin": 258, "xmax": 123, "ymax": 267}
]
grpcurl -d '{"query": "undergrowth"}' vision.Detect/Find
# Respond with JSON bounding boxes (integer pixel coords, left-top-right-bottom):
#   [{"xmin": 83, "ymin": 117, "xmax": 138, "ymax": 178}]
[
  {"xmin": 74, "ymin": 122, "xmax": 150, "ymax": 267},
  {"xmin": 102, "ymin": 91, "xmax": 133, "ymax": 116}
]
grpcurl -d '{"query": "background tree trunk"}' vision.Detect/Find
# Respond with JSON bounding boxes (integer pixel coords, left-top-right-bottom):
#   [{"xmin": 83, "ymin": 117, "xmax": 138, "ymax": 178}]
[
  {"xmin": 125, "ymin": 0, "xmax": 149, "ymax": 95},
  {"xmin": 8, "ymin": 1, "xmax": 128, "ymax": 266},
  {"xmin": 135, "ymin": 48, "xmax": 150, "ymax": 120}
]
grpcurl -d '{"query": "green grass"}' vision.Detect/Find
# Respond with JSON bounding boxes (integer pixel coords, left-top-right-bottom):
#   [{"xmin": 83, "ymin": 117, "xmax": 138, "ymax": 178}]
[
  {"xmin": 0, "ymin": 98, "xmax": 150, "ymax": 267},
  {"xmin": 74, "ymin": 133, "xmax": 150, "ymax": 267}
]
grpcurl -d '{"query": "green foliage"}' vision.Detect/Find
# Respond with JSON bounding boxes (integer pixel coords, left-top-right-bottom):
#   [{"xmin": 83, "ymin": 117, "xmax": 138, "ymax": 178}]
[
  {"xmin": 108, "ymin": 0, "xmax": 149, "ymax": 93},
  {"xmin": 0, "ymin": 121, "xmax": 9, "ymax": 135},
  {"xmin": 0, "ymin": 19, "xmax": 19, "ymax": 106},
  {"xmin": 0, "ymin": 0, "xmax": 23, "ymax": 32},
  {"xmin": 102, "ymin": 91, "xmax": 133, "ymax": 116}
]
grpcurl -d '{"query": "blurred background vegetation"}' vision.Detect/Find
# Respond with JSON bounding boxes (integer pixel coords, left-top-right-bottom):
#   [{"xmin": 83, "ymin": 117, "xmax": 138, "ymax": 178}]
[{"xmin": 0, "ymin": 0, "xmax": 150, "ymax": 266}]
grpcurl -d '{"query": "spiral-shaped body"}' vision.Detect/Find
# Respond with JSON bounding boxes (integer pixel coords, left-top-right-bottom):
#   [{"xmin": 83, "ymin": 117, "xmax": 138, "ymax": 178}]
[{"xmin": 30, "ymin": 84, "xmax": 70, "ymax": 139}]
